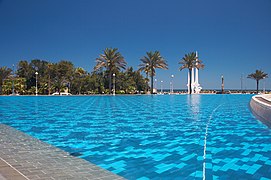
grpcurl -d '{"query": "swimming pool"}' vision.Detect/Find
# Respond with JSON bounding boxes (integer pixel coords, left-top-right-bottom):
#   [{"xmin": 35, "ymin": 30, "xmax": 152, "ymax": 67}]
[{"xmin": 1, "ymin": 95, "xmax": 271, "ymax": 179}]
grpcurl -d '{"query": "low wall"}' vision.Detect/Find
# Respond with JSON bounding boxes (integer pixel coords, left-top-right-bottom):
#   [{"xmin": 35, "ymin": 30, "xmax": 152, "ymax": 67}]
[{"xmin": 250, "ymin": 95, "xmax": 271, "ymax": 124}]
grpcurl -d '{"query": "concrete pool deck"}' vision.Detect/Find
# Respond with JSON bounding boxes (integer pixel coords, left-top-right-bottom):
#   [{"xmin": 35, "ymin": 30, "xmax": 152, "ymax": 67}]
[
  {"xmin": 250, "ymin": 94, "xmax": 271, "ymax": 124},
  {"xmin": 0, "ymin": 124, "xmax": 125, "ymax": 180}
]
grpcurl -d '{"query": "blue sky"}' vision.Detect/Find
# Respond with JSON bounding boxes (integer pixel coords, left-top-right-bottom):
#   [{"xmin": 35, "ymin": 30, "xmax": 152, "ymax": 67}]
[{"xmin": 0, "ymin": 0, "xmax": 271, "ymax": 90}]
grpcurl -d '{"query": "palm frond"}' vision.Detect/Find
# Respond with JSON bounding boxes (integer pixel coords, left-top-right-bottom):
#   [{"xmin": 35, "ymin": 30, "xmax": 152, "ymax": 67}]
[
  {"xmin": 179, "ymin": 51, "xmax": 204, "ymax": 71},
  {"xmin": 247, "ymin": 70, "xmax": 268, "ymax": 81}
]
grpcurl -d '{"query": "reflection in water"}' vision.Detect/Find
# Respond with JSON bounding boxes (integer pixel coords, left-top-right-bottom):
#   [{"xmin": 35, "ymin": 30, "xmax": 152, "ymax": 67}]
[
  {"xmin": 187, "ymin": 94, "xmax": 201, "ymax": 118},
  {"xmin": 34, "ymin": 97, "xmax": 39, "ymax": 115}
]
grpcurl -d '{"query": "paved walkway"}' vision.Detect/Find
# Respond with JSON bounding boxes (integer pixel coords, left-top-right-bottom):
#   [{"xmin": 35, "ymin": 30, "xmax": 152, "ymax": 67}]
[{"xmin": 0, "ymin": 124, "xmax": 125, "ymax": 180}]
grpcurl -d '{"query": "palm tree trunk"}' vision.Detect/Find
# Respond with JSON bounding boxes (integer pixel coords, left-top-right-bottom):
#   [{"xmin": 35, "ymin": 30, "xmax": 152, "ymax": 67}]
[
  {"xmin": 189, "ymin": 69, "xmax": 192, "ymax": 94},
  {"xmin": 256, "ymin": 80, "xmax": 259, "ymax": 94},
  {"xmin": 109, "ymin": 71, "xmax": 112, "ymax": 94}
]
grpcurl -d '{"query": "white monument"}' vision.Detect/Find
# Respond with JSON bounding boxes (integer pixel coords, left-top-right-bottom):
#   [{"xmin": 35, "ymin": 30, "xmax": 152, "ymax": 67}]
[{"xmin": 187, "ymin": 51, "xmax": 202, "ymax": 94}]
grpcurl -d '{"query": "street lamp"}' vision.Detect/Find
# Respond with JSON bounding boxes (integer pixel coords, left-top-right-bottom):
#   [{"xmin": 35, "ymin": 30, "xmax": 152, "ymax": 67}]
[
  {"xmin": 171, "ymin": 74, "xmax": 174, "ymax": 93},
  {"xmin": 113, "ymin": 73, "xmax": 116, "ymax": 96},
  {"xmin": 161, "ymin": 80, "xmax": 163, "ymax": 94},
  {"xmin": 35, "ymin": 71, "xmax": 38, "ymax": 96}
]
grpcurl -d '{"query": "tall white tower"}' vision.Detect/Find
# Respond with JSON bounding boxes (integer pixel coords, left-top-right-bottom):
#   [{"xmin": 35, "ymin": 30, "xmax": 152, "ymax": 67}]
[
  {"xmin": 195, "ymin": 51, "xmax": 199, "ymax": 86},
  {"xmin": 191, "ymin": 68, "xmax": 195, "ymax": 94},
  {"xmin": 194, "ymin": 51, "xmax": 202, "ymax": 94},
  {"xmin": 187, "ymin": 51, "xmax": 202, "ymax": 94}
]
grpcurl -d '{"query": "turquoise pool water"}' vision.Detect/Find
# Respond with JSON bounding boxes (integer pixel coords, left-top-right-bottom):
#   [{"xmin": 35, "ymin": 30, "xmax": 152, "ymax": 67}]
[{"xmin": 1, "ymin": 95, "xmax": 271, "ymax": 179}]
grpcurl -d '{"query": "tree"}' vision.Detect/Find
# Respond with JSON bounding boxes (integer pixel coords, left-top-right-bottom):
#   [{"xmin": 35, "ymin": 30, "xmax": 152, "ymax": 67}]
[
  {"xmin": 0, "ymin": 66, "xmax": 12, "ymax": 94},
  {"xmin": 247, "ymin": 70, "xmax": 268, "ymax": 94},
  {"xmin": 179, "ymin": 52, "xmax": 204, "ymax": 94},
  {"xmin": 117, "ymin": 67, "xmax": 137, "ymax": 94},
  {"xmin": 17, "ymin": 60, "xmax": 34, "ymax": 90},
  {"xmin": 30, "ymin": 59, "xmax": 49, "ymax": 76},
  {"xmin": 72, "ymin": 67, "xmax": 87, "ymax": 94},
  {"xmin": 30, "ymin": 59, "xmax": 49, "ymax": 94},
  {"xmin": 138, "ymin": 58, "xmax": 151, "ymax": 93},
  {"xmin": 94, "ymin": 48, "xmax": 126, "ymax": 94},
  {"xmin": 17, "ymin": 59, "xmax": 51, "ymax": 94},
  {"xmin": 133, "ymin": 70, "xmax": 147, "ymax": 93},
  {"xmin": 2, "ymin": 77, "xmax": 26, "ymax": 95},
  {"xmin": 46, "ymin": 63, "xmax": 53, "ymax": 95},
  {"xmin": 50, "ymin": 61, "xmax": 74, "ymax": 93},
  {"xmin": 140, "ymin": 51, "xmax": 168, "ymax": 94}
]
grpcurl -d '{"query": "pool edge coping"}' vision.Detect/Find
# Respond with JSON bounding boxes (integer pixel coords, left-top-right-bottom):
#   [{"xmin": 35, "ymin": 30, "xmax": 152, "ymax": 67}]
[
  {"xmin": 0, "ymin": 124, "xmax": 125, "ymax": 180},
  {"xmin": 250, "ymin": 95, "xmax": 271, "ymax": 124}
]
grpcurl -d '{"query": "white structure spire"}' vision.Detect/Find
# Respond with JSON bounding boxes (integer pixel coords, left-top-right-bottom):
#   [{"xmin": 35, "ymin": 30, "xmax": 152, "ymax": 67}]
[
  {"xmin": 187, "ymin": 51, "xmax": 202, "ymax": 94},
  {"xmin": 191, "ymin": 68, "xmax": 195, "ymax": 94},
  {"xmin": 195, "ymin": 51, "xmax": 199, "ymax": 85}
]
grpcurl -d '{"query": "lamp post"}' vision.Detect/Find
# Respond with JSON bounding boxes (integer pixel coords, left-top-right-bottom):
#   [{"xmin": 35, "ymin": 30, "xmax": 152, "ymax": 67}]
[
  {"xmin": 240, "ymin": 74, "xmax": 243, "ymax": 92},
  {"xmin": 12, "ymin": 64, "xmax": 15, "ymax": 95},
  {"xmin": 171, "ymin": 74, "xmax": 174, "ymax": 93},
  {"xmin": 113, "ymin": 73, "xmax": 116, "ymax": 96},
  {"xmin": 221, "ymin": 75, "xmax": 224, "ymax": 94},
  {"xmin": 35, "ymin": 71, "xmax": 38, "ymax": 96},
  {"xmin": 161, "ymin": 80, "xmax": 163, "ymax": 94}
]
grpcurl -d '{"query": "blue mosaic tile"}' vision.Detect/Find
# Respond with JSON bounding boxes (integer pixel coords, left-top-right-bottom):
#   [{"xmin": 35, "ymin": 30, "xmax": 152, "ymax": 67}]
[
  {"xmin": 205, "ymin": 163, "xmax": 212, "ymax": 169},
  {"xmin": 259, "ymin": 156, "xmax": 269, "ymax": 161},
  {"xmin": 112, "ymin": 168, "xmax": 125, "ymax": 174},
  {"xmin": 229, "ymin": 164, "xmax": 240, "ymax": 171},
  {"xmin": 155, "ymin": 163, "xmax": 176, "ymax": 174},
  {"xmin": 194, "ymin": 171, "xmax": 203, "ymax": 178},
  {"xmin": 137, "ymin": 177, "xmax": 150, "ymax": 180},
  {"xmin": 240, "ymin": 164, "xmax": 250, "ymax": 171},
  {"xmin": 260, "ymin": 177, "xmax": 271, "ymax": 180},
  {"xmin": 181, "ymin": 153, "xmax": 196, "ymax": 161},
  {"xmin": 220, "ymin": 163, "xmax": 232, "ymax": 172},
  {"xmin": 213, "ymin": 159, "xmax": 222, "ymax": 164},
  {"xmin": 176, "ymin": 162, "xmax": 186, "ymax": 169},
  {"xmin": 251, "ymin": 154, "xmax": 263, "ymax": 162},
  {"xmin": 246, "ymin": 167, "xmax": 259, "ymax": 175},
  {"xmin": 213, "ymin": 165, "xmax": 220, "ymax": 172},
  {"xmin": 241, "ymin": 157, "xmax": 250, "ymax": 162}
]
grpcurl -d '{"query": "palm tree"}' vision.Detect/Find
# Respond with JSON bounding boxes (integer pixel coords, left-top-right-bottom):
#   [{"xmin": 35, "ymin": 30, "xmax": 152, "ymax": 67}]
[
  {"xmin": 247, "ymin": 70, "xmax": 268, "ymax": 94},
  {"xmin": 179, "ymin": 52, "xmax": 204, "ymax": 94},
  {"xmin": 140, "ymin": 51, "xmax": 168, "ymax": 94},
  {"xmin": 94, "ymin": 48, "xmax": 126, "ymax": 94},
  {"xmin": 138, "ymin": 59, "xmax": 151, "ymax": 92},
  {"xmin": 0, "ymin": 66, "xmax": 12, "ymax": 94}
]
